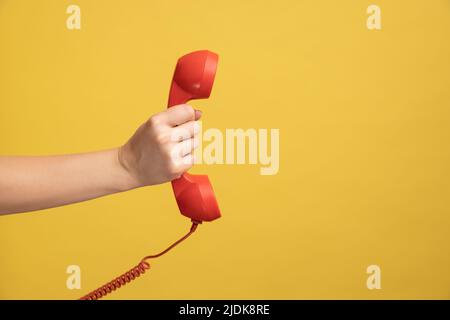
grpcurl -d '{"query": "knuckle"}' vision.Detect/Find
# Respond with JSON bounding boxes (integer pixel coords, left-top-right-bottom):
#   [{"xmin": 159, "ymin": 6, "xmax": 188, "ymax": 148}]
[
  {"xmin": 155, "ymin": 132, "xmax": 168, "ymax": 144},
  {"xmin": 147, "ymin": 115, "xmax": 161, "ymax": 128},
  {"xmin": 181, "ymin": 104, "xmax": 194, "ymax": 117},
  {"xmin": 173, "ymin": 128, "xmax": 189, "ymax": 141}
]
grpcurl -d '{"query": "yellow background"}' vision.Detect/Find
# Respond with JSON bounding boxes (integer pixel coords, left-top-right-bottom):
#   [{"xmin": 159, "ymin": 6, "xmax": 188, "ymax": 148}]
[{"xmin": 1, "ymin": 0, "xmax": 449, "ymax": 299}]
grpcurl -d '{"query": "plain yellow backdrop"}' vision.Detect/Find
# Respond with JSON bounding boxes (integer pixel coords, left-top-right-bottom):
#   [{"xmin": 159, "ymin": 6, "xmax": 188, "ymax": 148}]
[{"xmin": 1, "ymin": 0, "xmax": 449, "ymax": 299}]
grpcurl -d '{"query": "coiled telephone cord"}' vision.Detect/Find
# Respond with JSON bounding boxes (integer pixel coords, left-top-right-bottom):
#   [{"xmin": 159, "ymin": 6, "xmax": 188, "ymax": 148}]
[{"xmin": 80, "ymin": 221, "xmax": 200, "ymax": 300}]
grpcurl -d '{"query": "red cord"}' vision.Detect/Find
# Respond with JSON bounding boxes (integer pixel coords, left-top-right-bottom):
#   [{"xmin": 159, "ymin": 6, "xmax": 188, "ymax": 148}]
[{"xmin": 80, "ymin": 221, "xmax": 200, "ymax": 300}]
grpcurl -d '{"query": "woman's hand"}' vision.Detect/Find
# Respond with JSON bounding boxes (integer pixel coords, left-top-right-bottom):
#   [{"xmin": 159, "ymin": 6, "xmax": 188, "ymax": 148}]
[{"xmin": 118, "ymin": 104, "xmax": 201, "ymax": 187}]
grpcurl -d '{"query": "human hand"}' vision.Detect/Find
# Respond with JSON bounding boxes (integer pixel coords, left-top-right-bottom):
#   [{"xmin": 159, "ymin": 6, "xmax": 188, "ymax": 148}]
[{"xmin": 118, "ymin": 104, "xmax": 201, "ymax": 188}]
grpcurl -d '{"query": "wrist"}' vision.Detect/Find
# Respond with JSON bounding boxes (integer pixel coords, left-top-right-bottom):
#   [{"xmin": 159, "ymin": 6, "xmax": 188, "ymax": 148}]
[{"xmin": 113, "ymin": 147, "xmax": 142, "ymax": 191}]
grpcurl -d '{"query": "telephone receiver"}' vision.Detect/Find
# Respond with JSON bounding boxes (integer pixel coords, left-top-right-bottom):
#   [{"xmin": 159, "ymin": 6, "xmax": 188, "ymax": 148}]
[{"xmin": 168, "ymin": 50, "xmax": 221, "ymax": 222}]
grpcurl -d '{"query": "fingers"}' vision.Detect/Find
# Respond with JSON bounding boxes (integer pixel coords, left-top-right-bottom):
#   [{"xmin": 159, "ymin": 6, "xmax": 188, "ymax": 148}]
[
  {"xmin": 171, "ymin": 121, "xmax": 200, "ymax": 141},
  {"xmin": 164, "ymin": 104, "xmax": 196, "ymax": 126},
  {"xmin": 169, "ymin": 135, "xmax": 199, "ymax": 178},
  {"xmin": 171, "ymin": 136, "xmax": 199, "ymax": 159},
  {"xmin": 179, "ymin": 137, "xmax": 200, "ymax": 157},
  {"xmin": 177, "ymin": 154, "xmax": 195, "ymax": 174},
  {"xmin": 169, "ymin": 151, "xmax": 196, "ymax": 180},
  {"xmin": 150, "ymin": 104, "xmax": 201, "ymax": 130}
]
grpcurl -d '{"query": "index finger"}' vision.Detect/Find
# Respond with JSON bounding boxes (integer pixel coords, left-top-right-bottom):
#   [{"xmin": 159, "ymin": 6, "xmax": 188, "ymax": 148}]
[{"xmin": 164, "ymin": 104, "xmax": 196, "ymax": 126}]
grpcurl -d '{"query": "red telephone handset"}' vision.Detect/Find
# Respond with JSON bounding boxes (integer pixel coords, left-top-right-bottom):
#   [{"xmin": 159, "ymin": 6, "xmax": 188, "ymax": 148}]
[
  {"xmin": 168, "ymin": 50, "xmax": 221, "ymax": 222},
  {"xmin": 80, "ymin": 50, "xmax": 221, "ymax": 300}
]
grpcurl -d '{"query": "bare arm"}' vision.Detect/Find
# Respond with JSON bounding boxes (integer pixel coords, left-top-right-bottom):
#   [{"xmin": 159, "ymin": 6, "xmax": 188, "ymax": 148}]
[
  {"xmin": 0, "ymin": 149, "xmax": 135, "ymax": 214},
  {"xmin": 0, "ymin": 104, "xmax": 201, "ymax": 215}
]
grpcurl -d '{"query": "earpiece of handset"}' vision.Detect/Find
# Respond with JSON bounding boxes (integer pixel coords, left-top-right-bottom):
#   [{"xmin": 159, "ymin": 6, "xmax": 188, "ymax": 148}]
[{"xmin": 167, "ymin": 50, "xmax": 221, "ymax": 222}]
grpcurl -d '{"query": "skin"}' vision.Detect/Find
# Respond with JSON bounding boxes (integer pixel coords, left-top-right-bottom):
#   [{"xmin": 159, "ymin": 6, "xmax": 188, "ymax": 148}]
[{"xmin": 0, "ymin": 104, "xmax": 201, "ymax": 215}]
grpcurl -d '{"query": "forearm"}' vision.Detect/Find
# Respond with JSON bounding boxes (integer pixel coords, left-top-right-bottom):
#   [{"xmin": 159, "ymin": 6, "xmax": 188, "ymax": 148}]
[{"xmin": 0, "ymin": 148, "xmax": 139, "ymax": 215}]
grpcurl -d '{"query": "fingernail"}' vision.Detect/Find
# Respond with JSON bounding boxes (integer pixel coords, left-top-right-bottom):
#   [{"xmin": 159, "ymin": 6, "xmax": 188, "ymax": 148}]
[{"xmin": 195, "ymin": 109, "xmax": 202, "ymax": 119}]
